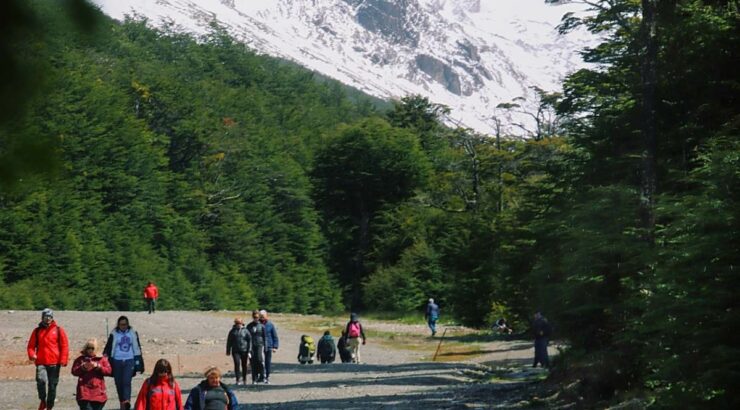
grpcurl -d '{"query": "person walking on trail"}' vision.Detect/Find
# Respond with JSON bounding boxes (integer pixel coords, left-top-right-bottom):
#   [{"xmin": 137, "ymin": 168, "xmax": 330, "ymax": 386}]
[
  {"xmin": 27, "ymin": 308, "xmax": 69, "ymax": 410},
  {"xmin": 246, "ymin": 310, "xmax": 267, "ymax": 384},
  {"xmin": 183, "ymin": 366, "xmax": 239, "ymax": 410},
  {"xmin": 225, "ymin": 317, "xmax": 251, "ymax": 386},
  {"xmin": 71, "ymin": 339, "xmax": 112, "ymax": 410},
  {"xmin": 337, "ymin": 330, "xmax": 352, "ymax": 363},
  {"xmin": 259, "ymin": 309, "xmax": 279, "ymax": 384},
  {"xmin": 425, "ymin": 298, "xmax": 440, "ymax": 336},
  {"xmin": 316, "ymin": 331, "xmax": 337, "ymax": 364},
  {"xmin": 133, "ymin": 359, "xmax": 182, "ymax": 410},
  {"xmin": 532, "ymin": 312, "xmax": 552, "ymax": 368},
  {"xmin": 103, "ymin": 315, "xmax": 144, "ymax": 410},
  {"xmin": 143, "ymin": 282, "xmax": 159, "ymax": 314},
  {"xmin": 345, "ymin": 313, "xmax": 366, "ymax": 364}
]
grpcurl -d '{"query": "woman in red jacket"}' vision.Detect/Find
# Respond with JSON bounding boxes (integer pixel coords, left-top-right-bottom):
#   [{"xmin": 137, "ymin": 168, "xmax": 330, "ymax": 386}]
[
  {"xmin": 71, "ymin": 339, "xmax": 112, "ymax": 410},
  {"xmin": 133, "ymin": 359, "xmax": 182, "ymax": 410}
]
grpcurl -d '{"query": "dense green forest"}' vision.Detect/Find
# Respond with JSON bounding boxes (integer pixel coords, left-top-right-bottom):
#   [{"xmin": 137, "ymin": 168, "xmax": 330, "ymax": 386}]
[{"xmin": 1, "ymin": 0, "xmax": 738, "ymax": 407}]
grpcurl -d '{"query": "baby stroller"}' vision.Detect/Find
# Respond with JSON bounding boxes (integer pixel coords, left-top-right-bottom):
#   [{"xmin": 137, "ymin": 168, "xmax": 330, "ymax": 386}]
[{"xmin": 297, "ymin": 334, "xmax": 316, "ymax": 364}]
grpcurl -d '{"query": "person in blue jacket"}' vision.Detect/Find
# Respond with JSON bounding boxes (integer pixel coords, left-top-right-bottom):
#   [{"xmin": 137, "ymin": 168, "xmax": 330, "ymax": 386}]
[
  {"xmin": 425, "ymin": 298, "xmax": 440, "ymax": 336},
  {"xmin": 259, "ymin": 310, "xmax": 279, "ymax": 384},
  {"xmin": 184, "ymin": 367, "xmax": 238, "ymax": 410}
]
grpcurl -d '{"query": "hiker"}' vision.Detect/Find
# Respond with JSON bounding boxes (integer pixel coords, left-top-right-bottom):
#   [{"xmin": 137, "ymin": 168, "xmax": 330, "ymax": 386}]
[
  {"xmin": 259, "ymin": 309, "xmax": 279, "ymax": 383},
  {"xmin": 225, "ymin": 317, "xmax": 251, "ymax": 386},
  {"xmin": 103, "ymin": 315, "xmax": 144, "ymax": 410},
  {"xmin": 183, "ymin": 366, "xmax": 238, "ymax": 410},
  {"xmin": 27, "ymin": 308, "xmax": 69, "ymax": 410},
  {"xmin": 425, "ymin": 298, "xmax": 440, "ymax": 336},
  {"xmin": 344, "ymin": 313, "xmax": 366, "ymax": 364},
  {"xmin": 246, "ymin": 310, "xmax": 266, "ymax": 384},
  {"xmin": 337, "ymin": 331, "xmax": 352, "ymax": 363},
  {"xmin": 133, "ymin": 359, "xmax": 182, "ymax": 410},
  {"xmin": 532, "ymin": 312, "xmax": 552, "ymax": 368},
  {"xmin": 297, "ymin": 335, "xmax": 316, "ymax": 364},
  {"xmin": 71, "ymin": 339, "xmax": 112, "ymax": 410},
  {"xmin": 492, "ymin": 318, "xmax": 513, "ymax": 334},
  {"xmin": 316, "ymin": 331, "xmax": 337, "ymax": 364},
  {"xmin": 143, "ymin": 282, "xmax": 159, "ymax": 314}
]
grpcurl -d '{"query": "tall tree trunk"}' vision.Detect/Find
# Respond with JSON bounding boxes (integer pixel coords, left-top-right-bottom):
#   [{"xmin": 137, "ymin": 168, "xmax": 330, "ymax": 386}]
[{"xmin": 639, "ymin": 0, "xmax": 658, "ymax": 243}]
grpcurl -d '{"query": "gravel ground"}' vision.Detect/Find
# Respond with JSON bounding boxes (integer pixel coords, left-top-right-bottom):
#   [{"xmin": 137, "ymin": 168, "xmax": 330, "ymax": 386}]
[{"xmin": 0, "ymin": 310, "xmax": 553, "ymax": 409}]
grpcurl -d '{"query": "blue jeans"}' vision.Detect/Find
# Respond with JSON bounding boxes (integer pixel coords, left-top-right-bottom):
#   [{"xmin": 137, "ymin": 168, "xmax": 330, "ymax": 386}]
[
  {"xmin": 534, "ymin": 338, "xmax": 549, "ymax": 367},
  {"xmin": 427, "ymin": 317, "xmax": 438, "ymax": 334},
  {"xmin": 112, "ymin": 358, "xmax": 135, "ymax": 402}
]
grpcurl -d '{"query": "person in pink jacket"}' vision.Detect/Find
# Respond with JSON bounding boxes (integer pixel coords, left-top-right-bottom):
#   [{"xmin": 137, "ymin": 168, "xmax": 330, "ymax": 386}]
[
  {"xmin": 27, "ymin": 308, "xmax": 69, "ymax": 410},
  {"xmin": 71, "ymin": 339, "xmax": 112, "ymax": 410}
]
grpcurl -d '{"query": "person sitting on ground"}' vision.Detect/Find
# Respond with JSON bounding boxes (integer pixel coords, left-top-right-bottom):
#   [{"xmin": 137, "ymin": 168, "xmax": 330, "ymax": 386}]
[
  {"xmin": 297, "ymin": 335, "xmax": 315, "ymax": 364},
  {"xmin": 337, "ymin": 330, "xmax": 352, "ymax": 363},
  {"xmin": 492, "ymin": 318, "xmax": 513, "ymax": 334},
  {"xmin": 71, "ymin": 339, "xmax": 112, "ymax": 410},
  {"xmin": 316, "ymin": 331, "xmax": 337, "ymax": 364},
  {"xmin": 184, "ymin": 366, "xmax": 238, "ymax": 410}
]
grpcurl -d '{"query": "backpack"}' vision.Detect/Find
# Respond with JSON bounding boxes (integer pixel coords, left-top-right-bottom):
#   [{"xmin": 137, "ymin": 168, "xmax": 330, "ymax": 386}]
[
  {"xmin": 348, "ymin": 321, "xmax": 361, "ymax": 338},
  {"xmin": 298, "ymin": 335, "xmax": 315, "ymax": 363},
  {"xmin": 318, "ymin": 336, "xmax": 335, "ymax": 358}
]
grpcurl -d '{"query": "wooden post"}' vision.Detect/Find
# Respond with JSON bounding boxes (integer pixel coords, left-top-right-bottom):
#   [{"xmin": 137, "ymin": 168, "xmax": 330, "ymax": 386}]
[{"xmin": 432, "ymin": 328, "xmax": 448, "ymax": 361}]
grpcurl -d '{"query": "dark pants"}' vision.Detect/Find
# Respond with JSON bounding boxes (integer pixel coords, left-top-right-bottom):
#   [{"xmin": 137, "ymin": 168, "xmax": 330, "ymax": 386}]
[
  {"xmin": 78, "ymin": 400, "xmax": 105, "ymax": 410},
  {"xmin": 232, "ymin": 352, "xmax": 249, "ymax": 382},
  {"xmin": 427, "ymin": 317, "xmax": 438, "ymax": 335},
  {"xmin": 112, "ymin": 358, "xmax": 135, "ymax": 402},
  {"xmin": 264, "ymin": 348, "xmax": 273, "ymax": 380},
  {"xmin": 36, "ymin": 364, "xmax": 60, "ymax": 408},
  {"xmin": 533, "ymin": 338, "xmax": 549, "ymax": 367},
  {"xmin": 146, "ymin": 298, "xmax": 156, "ymax": 314},
  {"xmin": 250, "ymin": 347, "xmax": 265, "ymax": 382}
]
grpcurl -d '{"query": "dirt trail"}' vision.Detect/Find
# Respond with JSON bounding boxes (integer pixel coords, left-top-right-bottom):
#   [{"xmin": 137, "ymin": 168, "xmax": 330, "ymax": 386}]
[{"xmin": 0, "ymin": 311, "xmax": 552, "ymax": 409}]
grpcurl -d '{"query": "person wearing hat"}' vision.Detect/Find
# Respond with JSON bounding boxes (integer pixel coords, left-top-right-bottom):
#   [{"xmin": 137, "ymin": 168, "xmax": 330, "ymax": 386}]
[
  {"xmin": 225, "ymin": 317, "xmax": 251, "ymax": 385},
  {"xmin": 71, "ymin": 339, "xmax": 112, "ymax": 410},
  {"xmin": 344, "ymin": 313, "xmax": 366, "ymax": 364},
  {"xmin": 424, "ymin": 298, "xmax": 440, "ymax": 337},
  {"xmin": 27, "ymin": 308, "xmax": 70, "ymax": 410},
  {"xmin": 183, "ymin": 366, "xmax": 239, "ymax": 410}
]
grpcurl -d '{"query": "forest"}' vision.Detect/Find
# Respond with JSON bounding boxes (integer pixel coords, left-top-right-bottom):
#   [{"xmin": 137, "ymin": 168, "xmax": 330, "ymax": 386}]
[{"xmin": 1, "ymin": 0, "xmax": 737, "ymax": 407}]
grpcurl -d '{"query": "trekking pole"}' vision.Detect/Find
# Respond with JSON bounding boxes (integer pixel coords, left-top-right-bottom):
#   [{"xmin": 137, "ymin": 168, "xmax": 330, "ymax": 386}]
[
  {"xmin": 105, "ymin": 318, "xmax": 109, "ymax": 337},
  {"xmin": 432, "ymin": 328, "xmax": 448, "ymax": 361}
]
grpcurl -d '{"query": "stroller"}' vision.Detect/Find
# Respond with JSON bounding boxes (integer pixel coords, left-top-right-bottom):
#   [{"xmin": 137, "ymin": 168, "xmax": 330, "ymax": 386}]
[{"xmin": 297, "ymin": 334, "xmax": 316, "ymax": 364}]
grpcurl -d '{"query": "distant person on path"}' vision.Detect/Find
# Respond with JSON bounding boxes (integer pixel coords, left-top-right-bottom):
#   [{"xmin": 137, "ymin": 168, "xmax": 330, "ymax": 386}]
[
  {"xmin": 143, "ymin": 282, "xmax": 159, "ymax": 314},
  {"xmin": 493, "ymin": 318, "xmax": 513, "ymax": 334},
  {"xmin": 225, "ymin": 317, "xmax": 251, "ymax": 386},
  {"xmin": 316, "ymin": 331, "xmax": 337, "ymax": 364},
  {"xmin": 104, "ymin": 315, "xmax": 144, "ymax": 410},
  {"xmin": 183, "ymin": 366, "xmax": 238, "ymax": 410},
  {"xmin": 297, "ymin": 335, "xmax": 316, "ymax": 364},
  {"xmin": 71, "ymin": 339, "xmax": 112, "ymax": 410},
  {"xmin": 27, "ymin": 308, "xmax": 69, "ymax": 410},
  {"xmin": 425, "ymin": 298, "xmax": 440, "ymax": 336},
  {"xmin": 246, "ymin": 310, "xmax": 266, "ymax": 384},
  {"xmin": 337, "ymin": 330, "xmax": 352, "ymax": 363},
  {"xmin": 345, "ymin": 313, "xmax": 366, "ymax": 364},
  {"xmin": 532, "ymin": 312, "xmax": 552, "ymax": 368},
  {"xmin": 133, "ymin": 359, "xmax": 182, "ymax": 410},
  {"xmin": 259, "ymin": 309, "xmax": 279, "ymax": 383}
]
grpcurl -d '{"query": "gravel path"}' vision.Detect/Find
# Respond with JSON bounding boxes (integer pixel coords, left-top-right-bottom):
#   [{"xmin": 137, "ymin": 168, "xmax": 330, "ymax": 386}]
[{"xmin": 0, "ymin": 310, "xmax": 551, "ymax": 409}]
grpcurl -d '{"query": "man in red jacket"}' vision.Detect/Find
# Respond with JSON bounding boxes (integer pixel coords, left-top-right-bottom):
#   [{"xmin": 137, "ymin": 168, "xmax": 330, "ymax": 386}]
[
  {"xmin": 27, "ymin": 308, "xmax": 69, "ymax": 410},
  {"xmin": 143, "ymin": 282, "xmax": 159, "ymax": 314}
]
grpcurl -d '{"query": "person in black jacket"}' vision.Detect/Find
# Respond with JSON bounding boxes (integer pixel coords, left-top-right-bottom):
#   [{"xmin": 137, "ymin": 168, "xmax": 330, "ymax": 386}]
[
  {"xmin": 225, "ymin": 318, "xmax": 251, "ymax": 385},
  {"xmin": 532, "ymin": 312, "xmax": 552, "ymax": 368},
  {"xmin": 183, "ymin": 367, "xmax": 238, "ymax": 410},
  {"xmin": 337, "ymin": 330, "xmax": 352, "ymax": 363},
  {"xmin": 316, "ymin": 331, "xmax": 337, "ymax": 364},
  {"xmin": 246, "ymin": 310, "xmax": 266, "ymax": 384}
]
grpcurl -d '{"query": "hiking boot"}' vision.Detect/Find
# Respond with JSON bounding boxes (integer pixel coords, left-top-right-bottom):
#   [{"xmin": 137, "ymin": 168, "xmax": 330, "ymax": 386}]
[
  {"xmin": 38, "ymin": 401, "xmax": 46, "ymax": 410},
  {"xmin": 263, "ymin": 378, "xmax": 270, "ymax": 384}
]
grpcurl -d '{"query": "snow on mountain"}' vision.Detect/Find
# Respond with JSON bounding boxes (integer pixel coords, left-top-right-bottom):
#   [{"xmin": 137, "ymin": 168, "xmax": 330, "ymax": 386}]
[{"xmin": 90, "ymin": 0, "xmax": 595, "ymax": 135}]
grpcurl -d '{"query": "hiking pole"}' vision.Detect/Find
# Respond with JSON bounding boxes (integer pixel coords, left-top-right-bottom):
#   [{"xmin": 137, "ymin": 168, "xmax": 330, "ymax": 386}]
[{"xmin": 432, "ymin": 328, "xmax": 448, "ymax": 361}]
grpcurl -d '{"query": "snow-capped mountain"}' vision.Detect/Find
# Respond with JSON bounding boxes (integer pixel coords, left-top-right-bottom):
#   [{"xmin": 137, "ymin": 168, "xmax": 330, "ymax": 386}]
[{"xmin": 90, "ymin": 0, "xmax": 594, "ymax": 135}]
